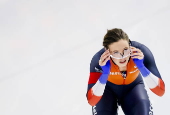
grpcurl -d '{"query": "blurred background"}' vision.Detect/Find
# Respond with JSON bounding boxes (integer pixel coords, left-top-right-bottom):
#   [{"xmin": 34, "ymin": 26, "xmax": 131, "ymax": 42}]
[{"xmin": 0, "ymin": 0, "xmax": 169, "ymax": 115}]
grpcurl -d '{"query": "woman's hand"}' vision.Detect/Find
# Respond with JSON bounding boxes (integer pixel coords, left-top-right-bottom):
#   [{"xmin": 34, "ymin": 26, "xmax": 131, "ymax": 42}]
[
  {"xmin": 130, "ymin": 46, "xmax": 144, "ymax": 60},
  {"xmin": 130, "ymin": 46, "xmax": 145, "ymax": 69},
  {"xmin": 99, "ymin": 49, "xmax": 110, "ymax": 66},
  {"xmin": 99, "ymin": 49, "xmax": 111, "ymax": 74}
]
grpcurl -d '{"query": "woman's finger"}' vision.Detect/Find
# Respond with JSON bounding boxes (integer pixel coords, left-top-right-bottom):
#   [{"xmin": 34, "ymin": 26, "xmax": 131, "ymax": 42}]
[
  {"xmin": 99, "ymin": 54, "xmax": 110, "ymax": 66},
  {"xmin": 101, "ymin": 50, "xmax": 110, "ymax": 59},
  {"xmin": 131, "ymin": 52, "xmax": 143, "ymax": 56},
  {"xmin": 131, "ymin": 55, "xmax": 143, "ymax": 59},
  {"xmin": 131, "ymin": 54, "xmax": 144, "ymax": 59},
  {"xmin": 131, "ymin": 47, "xmax": 142, "ymax": 53},
  {"xmin": 105, "ymin": 55, "xmax": 110, "ymax": 61},
  {"xmin": 101, "ymin": 53, "xmax": 110, "ymax": 60}
]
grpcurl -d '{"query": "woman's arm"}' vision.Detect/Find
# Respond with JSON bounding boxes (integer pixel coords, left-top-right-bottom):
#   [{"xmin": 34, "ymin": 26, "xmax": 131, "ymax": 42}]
[
  {"xmin": 86, "ymin": 49, "xmax": 110, "ymax": 106},
  {"xmin": 131, "ymin": 41, "xmax": 165, "ymax": 96}
]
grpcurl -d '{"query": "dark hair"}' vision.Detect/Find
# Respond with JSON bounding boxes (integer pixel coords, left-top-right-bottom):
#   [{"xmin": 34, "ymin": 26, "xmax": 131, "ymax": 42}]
[{"xmin": 103, "ymin": 28, "xmax": 130, "ymax": 49}]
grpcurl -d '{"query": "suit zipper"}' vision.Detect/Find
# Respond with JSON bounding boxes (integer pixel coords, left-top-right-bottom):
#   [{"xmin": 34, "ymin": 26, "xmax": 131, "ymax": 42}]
[
  {"xmin": 123, "ymin": 77, "xmax": 126, "ymax": 85},
  {"xmin": 122, "ymin": 71, "xmax": 127, "ymax": 85}
]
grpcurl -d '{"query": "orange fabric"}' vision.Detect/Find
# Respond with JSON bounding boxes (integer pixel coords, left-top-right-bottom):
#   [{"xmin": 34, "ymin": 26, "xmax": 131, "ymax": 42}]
[
  {"xmin": 150, "ymin": 78, "xmax": 165, "ymax": 96},
  {"xmin": 87, "ymin": 88, "xmax": 102, "ymax": 106},
  {"xmin": 108, "ymin": 58, "xmax": 140, "ymax": 85},
  {"xmin": 159, "ymin": 78, "xmax": 165, "ymax": 91}
]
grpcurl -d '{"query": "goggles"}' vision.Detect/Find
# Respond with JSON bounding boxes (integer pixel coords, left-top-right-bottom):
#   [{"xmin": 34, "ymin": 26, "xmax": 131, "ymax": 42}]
[{"xmin": 110, "ymin": 48, "xmax": 131, "ymax": 59}]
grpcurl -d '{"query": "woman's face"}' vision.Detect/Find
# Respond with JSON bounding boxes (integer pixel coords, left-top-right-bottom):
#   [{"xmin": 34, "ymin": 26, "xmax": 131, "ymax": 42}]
[{"xmin": 108, "ymin": 39, "xmax": 131, "ymax": 68}]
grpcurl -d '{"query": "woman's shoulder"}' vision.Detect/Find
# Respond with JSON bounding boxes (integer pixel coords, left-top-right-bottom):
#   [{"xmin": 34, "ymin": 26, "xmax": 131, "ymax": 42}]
[
  {"xmin": 131, "ymin": 41, "xmax": 148, "ymax": 50},
  {"xmin": 89, "ymin": 48, "xmax": 105, "ymax": 70},
  {"xmin": 93, "ymin": 48, "xmax": 105, "ymax": 58},
  {"xmin": 90, "ymin": 48, "xmax": 105, "ymax": 64},
  {"xmin": 131, "ymin": 41, "xmax": 144, "ymax": 47}
]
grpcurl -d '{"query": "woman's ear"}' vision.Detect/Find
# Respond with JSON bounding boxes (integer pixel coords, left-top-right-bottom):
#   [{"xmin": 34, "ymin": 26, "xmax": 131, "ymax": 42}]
[{"xmin": 104, "ymin": 47, "xmax": 108, "ymax": 51}]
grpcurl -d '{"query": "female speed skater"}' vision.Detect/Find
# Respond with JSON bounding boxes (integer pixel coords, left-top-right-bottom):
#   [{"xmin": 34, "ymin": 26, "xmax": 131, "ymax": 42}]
[{"xmin": 86, "ymin": 28, "xmax": 165, "ymax": 115}]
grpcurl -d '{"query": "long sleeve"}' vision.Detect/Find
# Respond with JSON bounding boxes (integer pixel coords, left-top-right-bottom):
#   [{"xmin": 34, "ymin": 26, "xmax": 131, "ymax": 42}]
[
  {"xmin": 86, "ymin": 49, "xmax": 109, "ymax": 106},
  {"xmin": 132, "ymin": 41, "xmax": 165, "ymax": 96},
  {"xmin": 87, "ymin": 73, "xmax": 109, "ymax": 106}
]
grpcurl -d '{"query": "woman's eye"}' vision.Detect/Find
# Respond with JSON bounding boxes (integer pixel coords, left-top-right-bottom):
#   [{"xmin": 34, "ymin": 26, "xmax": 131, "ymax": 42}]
[
  {"xmin": 124, "ymin": 49, "xmax": 129, "ymax": 52},
  {"xmin": 113, "ymin": 52, "xmax": 119, "ymax": 54}
]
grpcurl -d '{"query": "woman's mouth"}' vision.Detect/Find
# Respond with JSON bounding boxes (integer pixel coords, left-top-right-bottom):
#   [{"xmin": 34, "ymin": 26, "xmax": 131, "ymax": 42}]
[{"xmin": 119, "ymin": 60, "xmax": 126, "ymax": 64}]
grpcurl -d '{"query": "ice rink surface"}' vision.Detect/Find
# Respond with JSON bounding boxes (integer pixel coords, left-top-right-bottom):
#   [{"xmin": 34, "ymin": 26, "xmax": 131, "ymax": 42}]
[{"xmin": 0, "ymin": 0, "xmax": 170, "ymax": 115}]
